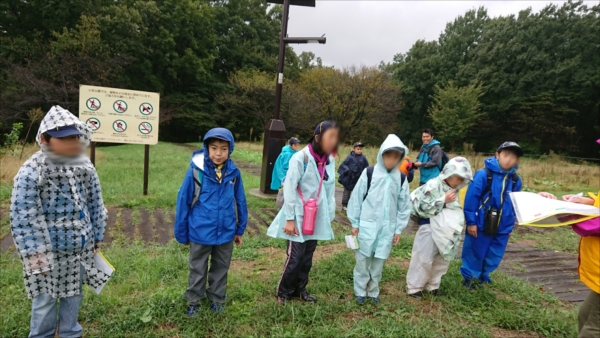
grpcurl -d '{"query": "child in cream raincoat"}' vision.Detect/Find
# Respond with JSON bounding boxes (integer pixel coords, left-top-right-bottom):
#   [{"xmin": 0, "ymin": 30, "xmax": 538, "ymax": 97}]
[
  {"xmin": 347, "ymin": 134, "xmax": 412, "ymax": 303},
  {"xmin": 10, "ymin": 106, "xmax": 108, "ymax": 338},
  {"xmin": 406, "ymin": 157, "xmax": 473, "ymax": 299}
]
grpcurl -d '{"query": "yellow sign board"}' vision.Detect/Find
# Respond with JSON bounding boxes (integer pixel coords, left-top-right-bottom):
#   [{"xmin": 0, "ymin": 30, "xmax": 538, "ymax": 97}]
[{"xmin": 79, "ymin": 85, "xmax": 160, "ymax": 145}]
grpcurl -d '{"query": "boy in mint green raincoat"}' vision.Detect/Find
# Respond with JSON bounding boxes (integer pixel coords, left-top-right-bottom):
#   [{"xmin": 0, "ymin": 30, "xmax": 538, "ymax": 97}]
[
  {"xmin": 406, "ymin": 157, "xmax": 473, "ymax": 299},
  {"xmin": 347, "ymin": 134, "xmax": 412, "ymax": 303}
]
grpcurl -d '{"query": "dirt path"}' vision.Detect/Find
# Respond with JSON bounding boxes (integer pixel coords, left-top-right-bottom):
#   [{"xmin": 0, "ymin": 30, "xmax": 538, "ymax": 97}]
[{"xmin": 0, "ymin": 152, "xmax": 589, "ymax": 303}]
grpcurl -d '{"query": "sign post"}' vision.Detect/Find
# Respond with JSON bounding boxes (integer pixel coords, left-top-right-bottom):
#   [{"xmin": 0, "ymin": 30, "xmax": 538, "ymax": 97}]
[
  {"xmin": 261, "ymin": 0, "xmax": 325, "ymax": 194},
  {"xmin": 79, "ymin": 85, "xmax": 160, "ymax": 195}
]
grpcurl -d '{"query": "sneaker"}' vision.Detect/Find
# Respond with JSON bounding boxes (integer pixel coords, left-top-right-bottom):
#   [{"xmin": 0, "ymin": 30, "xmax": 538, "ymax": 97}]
[
  {"xmin": 187, "ymin": 304, "xmax": 200, "ymax": 317},
  {"xmin": 429, "ymin": 289, "xmax": 445, "ymax": 297},
  {"xmin": 210, "ymin": 302, "xmax": 225, "ymax": 313},
  {"xmin": 369, "ymin": 297, "xmax": 380, "ymax": 303},
  {"xmin": 356, "ymin": 296, "xmax": 366, "ymax": 303},
  {"xmin": 300, "ymin": 293, "xmax": 317, "ymax": 303},
  {"xmin": 408, "ymin": 291, "xmax": 424, "ymax": 299},
  {"xmin": 277, "ymin": 296, "xmax": 290, "ymax": 305}
]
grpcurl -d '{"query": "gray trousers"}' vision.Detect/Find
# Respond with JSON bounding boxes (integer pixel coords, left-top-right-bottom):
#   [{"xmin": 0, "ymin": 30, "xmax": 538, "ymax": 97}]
[
  {"xmin": 185, "ymin": 241, "xmax": 234, "ymax": 305},
  {"xmin": 342, "ymin": 188, "xmax": 352, "ymax": 207},
  {"xmin": 579, "ymin": 290, "xmax": 600, "ymax": 338}
]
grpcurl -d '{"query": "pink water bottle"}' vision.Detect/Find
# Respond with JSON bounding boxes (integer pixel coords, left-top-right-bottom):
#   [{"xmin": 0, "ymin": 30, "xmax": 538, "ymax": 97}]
[{"xmin": 301, "ymin": 198, "xmax": 319, "ymax": 235}]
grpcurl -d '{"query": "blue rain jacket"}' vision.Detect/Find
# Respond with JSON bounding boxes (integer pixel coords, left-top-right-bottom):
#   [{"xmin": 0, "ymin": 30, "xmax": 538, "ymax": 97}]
[
  {"xmin": 346, "ymin": 135, "xmax": 412, "ymax": 260},
  {"xmin": 463, "ymin": 157, "xmax": 522, "ymax": 235},
  {"xmin": 267, "ymin": 147, "xmax": 336, "ymax": 242},
  {"xmin": 270, "ymin": 145, "xmax": 298, "ymax": 190},
  {"xmin": 175, "ymin": 128, "xmax": 248, "ymax": 245},
  {"xmin": 416, "ymin": 139, "xmax": 443, "ymax": 183},
  {"xmin": 337, "ymin": 151, "xmax": 369, "ymax": 190}
]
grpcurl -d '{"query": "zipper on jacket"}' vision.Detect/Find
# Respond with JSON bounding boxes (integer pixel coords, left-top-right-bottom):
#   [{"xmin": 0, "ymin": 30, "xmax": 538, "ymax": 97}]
[{"xmin": 498, "ymin": 174, "xmax": 508, "ymax": 221}]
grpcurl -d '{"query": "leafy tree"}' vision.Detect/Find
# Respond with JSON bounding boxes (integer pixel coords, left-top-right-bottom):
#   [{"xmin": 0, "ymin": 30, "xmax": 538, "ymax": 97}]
[{"xmin": 428, "ymin": 81, "xmax": 484, "ymax": 149}]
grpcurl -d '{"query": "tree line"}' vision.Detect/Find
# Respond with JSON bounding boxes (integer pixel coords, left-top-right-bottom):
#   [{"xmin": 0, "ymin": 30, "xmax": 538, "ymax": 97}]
[
  {"xmin": 389, "ymin": 1, "xmax": 599, "ymax": 156},
  {"xmin": 1, "ymin": 0, "xmax": 598, "ymax": 157}
]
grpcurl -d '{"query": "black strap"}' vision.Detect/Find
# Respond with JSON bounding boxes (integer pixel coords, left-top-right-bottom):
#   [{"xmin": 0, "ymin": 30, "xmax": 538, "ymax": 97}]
[
  {"xmin": 481, "ymin": 168, "xmax": 518, "ymax": 205},
  {"xmin": 363, "ymin": 166, "xmax": 406, "ymax": 201}
]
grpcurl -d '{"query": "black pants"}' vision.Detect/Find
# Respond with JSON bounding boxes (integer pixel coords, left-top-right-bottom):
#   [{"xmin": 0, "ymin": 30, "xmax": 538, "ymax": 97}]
[
  {"xmin": 276, "ymin": 240, "xmax": 318, "ymax": 298},
  {"xmin": 342, "ymin": 188, "xmax": 352, "ymax": 207}
]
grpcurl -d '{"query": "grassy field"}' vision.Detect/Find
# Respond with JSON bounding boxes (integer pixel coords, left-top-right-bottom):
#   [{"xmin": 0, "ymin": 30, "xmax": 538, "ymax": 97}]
[
  {"xmin": 0, "ymin": 141, "xmax": 592, "ymax": 337},
  {"xmin": 1, "ymin": 236, "xmax": 578, "ymax": 337}
]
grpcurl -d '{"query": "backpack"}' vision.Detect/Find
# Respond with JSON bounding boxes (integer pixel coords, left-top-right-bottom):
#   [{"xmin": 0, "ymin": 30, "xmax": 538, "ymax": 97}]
[
  {"xmin": 479, "ymin": 167, "xmax": 519, "ymax": 205},
  {"xmin": 363, "ymin": 166, "xmax": 406, "ymax": 201},
  {"xmin": 419, "ymin": 144, "xmax": 449, "ymax": 170},
  {"xmin": 191, "ymin": 167, "xmax": 239, "ymax": 224}
]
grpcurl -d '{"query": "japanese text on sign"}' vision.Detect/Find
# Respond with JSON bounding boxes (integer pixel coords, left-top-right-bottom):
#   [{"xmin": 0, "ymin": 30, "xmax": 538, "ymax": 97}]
[{"xmin": 79, "ymin": 85, "xmax": 160, "ymax": 145}]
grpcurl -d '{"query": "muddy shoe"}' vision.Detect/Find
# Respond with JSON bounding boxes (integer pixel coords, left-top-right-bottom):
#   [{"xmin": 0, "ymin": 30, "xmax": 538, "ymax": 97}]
[
  {"xmin": 408, "ymin": 291, "xmax": 424, "ymax": 299},
  {"xmin": 300, "ymin": 293, "xmax": 317, "ymax": 303}
]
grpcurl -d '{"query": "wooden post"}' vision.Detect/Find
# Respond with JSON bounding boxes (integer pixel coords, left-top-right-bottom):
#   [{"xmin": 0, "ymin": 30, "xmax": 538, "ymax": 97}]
[
  {"xmin": 143, "ymin": 144, "xmax": 149, "ymax": 195},
  {"xmin": 90, "ymin": 142, "xmax": 96, "ymax": 166}
]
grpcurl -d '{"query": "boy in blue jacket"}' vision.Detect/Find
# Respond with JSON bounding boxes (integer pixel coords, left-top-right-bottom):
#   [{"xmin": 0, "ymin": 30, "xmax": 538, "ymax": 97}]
[
  {"xmin": 175, "ymin": 128, "xmax": 248, "ymax": 315},
  {"xmin": 460, "ymin": 142, "xmax": 523, "ymax": 288}
]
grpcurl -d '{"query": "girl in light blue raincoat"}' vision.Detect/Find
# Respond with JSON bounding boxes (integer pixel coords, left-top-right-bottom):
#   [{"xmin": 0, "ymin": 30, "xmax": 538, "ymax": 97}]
[
  {"xmin": 267, "ymin": 121, "xmax": 339, "ymax": 305},
  {"xmin": 346, "ymin": 134, "xmax": 412, "ymax": 303}
]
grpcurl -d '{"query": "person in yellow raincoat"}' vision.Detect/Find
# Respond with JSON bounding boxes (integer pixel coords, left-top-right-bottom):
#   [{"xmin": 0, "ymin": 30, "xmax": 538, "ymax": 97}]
[{"xmin": 540, "ymin": 191, "xmax": 599, "ymax": 337}]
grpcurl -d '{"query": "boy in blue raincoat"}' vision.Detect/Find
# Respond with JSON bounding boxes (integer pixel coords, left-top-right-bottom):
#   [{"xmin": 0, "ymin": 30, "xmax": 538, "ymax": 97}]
[
  {"xmin": 460, "ymin": 142, "xmax": 523, "ymax": 288},
  {"xmin": 270, "ymin": 137, "xmax": 301, "ymax": 190},
  {"xmin": 175, "ymin": 128, "xmax": 248, "ymax": 314},
  {"xmin": 347, "ymin": 135, "xmax": 411, "ymax": 303},
  {"xmin": 11, "ymin": 106, "xmax": 108, "ymax": 338}
]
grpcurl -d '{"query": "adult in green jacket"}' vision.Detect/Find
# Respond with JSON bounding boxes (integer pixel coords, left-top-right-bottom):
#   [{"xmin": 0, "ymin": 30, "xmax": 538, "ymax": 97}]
[{"xmin": 270, "ymin": 137, "xmax": 300, "ymax": 190}]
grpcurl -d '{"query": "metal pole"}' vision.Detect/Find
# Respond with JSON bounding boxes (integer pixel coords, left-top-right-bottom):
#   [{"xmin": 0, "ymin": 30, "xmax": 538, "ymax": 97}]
[
  {"xmin": 143, "ymin": 144, "xmax": 149, "ymax": 196},
  {"xmin": 273, "ymin": 0, "xmax": 290, "ymax": 120},
  {"xmin": 90, "ymin": 142, "xmax": 96, "ymax": 166}
]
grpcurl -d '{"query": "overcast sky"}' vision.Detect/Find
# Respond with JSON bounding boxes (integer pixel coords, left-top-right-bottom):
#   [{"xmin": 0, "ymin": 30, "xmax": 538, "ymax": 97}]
[{"xmin": 285, "ymin": 1, "xmax": 581, "ymax": 67}]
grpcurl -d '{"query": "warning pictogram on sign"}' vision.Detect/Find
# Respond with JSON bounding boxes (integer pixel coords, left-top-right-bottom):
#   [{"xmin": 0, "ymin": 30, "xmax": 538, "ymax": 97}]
[
  {"xmin": 86, "ymin": 98, "xmax": 101, "ymax": 111},
  {"xmin": 139, "ymin": 102, "xmax": 154, "ymax": 115},
  {"xmin": 138, "ymin": 122, "xmax": 153, "ymax": 134},
  {"xmin": 113, "ymin": 100, "xmax": 128, "ymax": 113},
  {"xmin": 86, "ymin": 117, "xmax": 101, "ymax": 131},
  {"xmin": 113, "ymin": 120, "xmax": 127, "ymax": 132}
]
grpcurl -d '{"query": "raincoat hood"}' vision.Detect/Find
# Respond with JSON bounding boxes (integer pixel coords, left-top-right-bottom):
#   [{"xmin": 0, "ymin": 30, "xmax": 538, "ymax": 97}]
[
  {"xmin": 438, "ymin": 157, "xmax": 473, "ymax": 191},
  {"xmin": 36, "ymin": 106, "xmax": 93, "ymax": 148},
  {"xmin": 485, "ymin": 157, "xmax": 518, "ymax": 175},
  {"xmin": 281, "ymin": 145, "xmax": 295, "ymax": 154},
  {"xmin": 203, "ymin": 127, "xmax": 235, "ymax": 154},
  {"xmin": 376, "ymin": 134, "xmax": 409, "ymax": 173},
  {"xmin": 421, "ymin": 139, "xmax": 440, "ymax": 150},
  {"xmin": 191, "ymin": 127, "xmax": 238, "ymax": 177}
]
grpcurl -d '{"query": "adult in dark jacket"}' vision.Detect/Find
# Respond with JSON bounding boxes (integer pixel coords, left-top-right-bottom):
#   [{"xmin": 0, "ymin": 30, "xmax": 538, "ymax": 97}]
[
  {"xmin": 338, "ymin": 142, "xmax": 369, "ymax": 210},
  {"xmin": 414, "ymin": 128, "xmax": 443, "ymax": 185}
]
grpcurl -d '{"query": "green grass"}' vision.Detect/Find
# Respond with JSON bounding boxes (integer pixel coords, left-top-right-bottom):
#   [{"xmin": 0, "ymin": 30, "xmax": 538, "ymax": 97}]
[
  {"xmin": 510, "ymin": 227, "xmax": 581, "ymax": 254},
  {"xmin": 0, "ymin": 142, "xmax": 581, "ymax": 337},
  {"xmin": 0, "ymin": 236, "xmax": 577, "ymax": 337}
]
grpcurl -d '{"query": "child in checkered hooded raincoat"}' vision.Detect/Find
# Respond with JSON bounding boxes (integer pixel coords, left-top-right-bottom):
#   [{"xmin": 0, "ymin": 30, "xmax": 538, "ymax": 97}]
[{"xmin": 10, "ymin": 105, "xmax": 108, "ymax": 338}]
